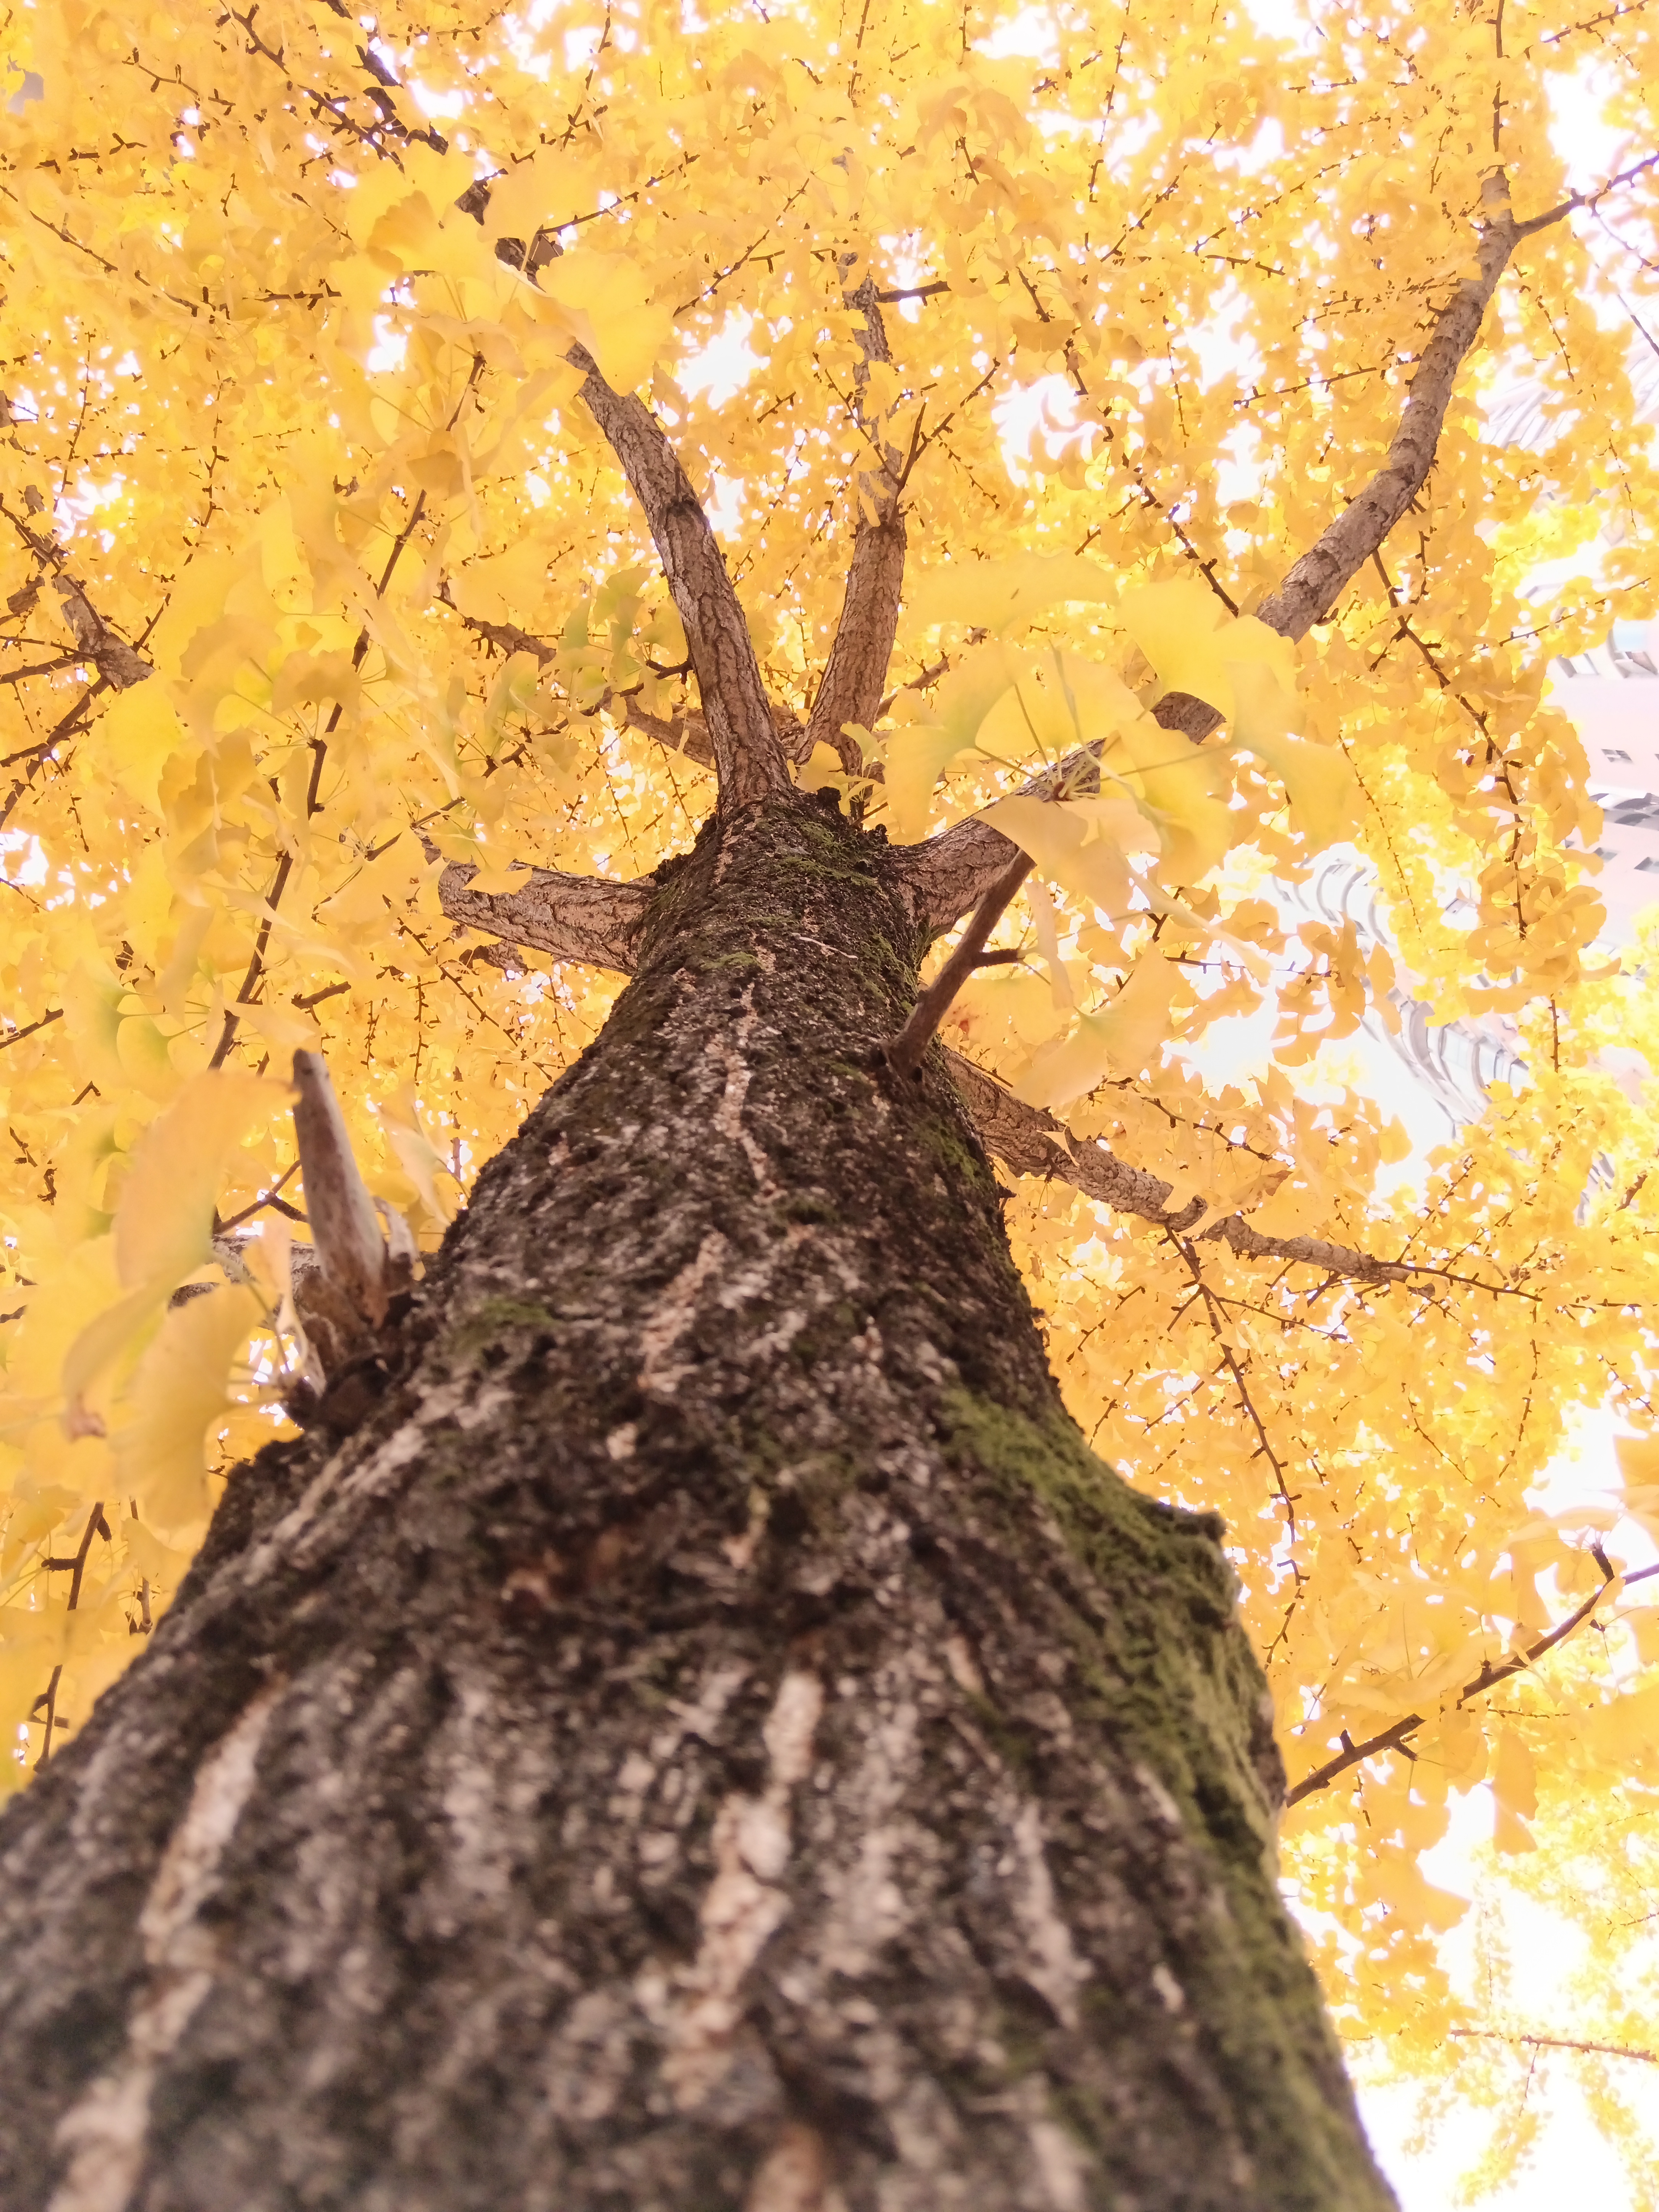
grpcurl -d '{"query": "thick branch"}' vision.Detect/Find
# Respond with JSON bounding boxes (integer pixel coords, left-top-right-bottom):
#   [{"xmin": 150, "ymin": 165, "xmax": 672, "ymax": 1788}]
[
  {"xmin": 898, "ymin": 817, "xmax": 1027, "ymax": 939},
  {"xmin": 437, "ymin": 857, "xmax": 650, "ymax": 973},
  {"xmin": 1254, "ymin": 179, "xmax": 1519, "ymax": 642},
  {"xmin": 804, "ymin": 279, "xmax": 907, "ymax": 772},
  {"xmin": 452, "ymin": 180, "xmax": 791, "ymax": 802},
  {"xmin": 568, "ymin": 345, "xmax": 787, "ymax": 808},
  {"xmin": 899, "ymin": 183, "xmax": 1528, "ymax": 930},
  {"xmin": 807, "ymin": 509, "xmax": 906, "ymax": 773},
  {"xmin": 948, "ymin": 1050, "xmax": 1484, "ymax": 1286}
]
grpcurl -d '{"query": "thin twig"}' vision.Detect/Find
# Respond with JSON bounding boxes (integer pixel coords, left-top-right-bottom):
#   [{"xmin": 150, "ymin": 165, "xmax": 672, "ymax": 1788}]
[
  {"xmin": 0, "ymin": 1007, "xmax": 61, "ymax": 1051},
  {"xmin": 32, "ymin": 1501, "xmax": 111, "ymax": 1767},
  {"xmin": 1285, "ymin": 1560, "xmax": 1659, "ymax": 1806},
  {"xmin": 1447, "ymin": 2030, "xmax": 1657, "ymax": 2066},
  {"xmin": 213, "ymin": 1160, "xmax": 301, "ymax": 1235},
  {"xmin": 886, "ymin": 855, "xmax": 1032, "ymax": 1078}
]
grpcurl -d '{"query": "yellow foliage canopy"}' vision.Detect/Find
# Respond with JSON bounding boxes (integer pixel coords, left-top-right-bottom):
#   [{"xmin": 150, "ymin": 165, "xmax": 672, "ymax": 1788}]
[{"xmin": 3, "ymin": 0, "xmax": 1659, "ymax": 2184}]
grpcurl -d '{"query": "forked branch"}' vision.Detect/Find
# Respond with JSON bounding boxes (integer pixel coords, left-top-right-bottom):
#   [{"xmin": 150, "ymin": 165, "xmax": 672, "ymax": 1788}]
[
  {"xmin": 569, "ymin": 345, "xmax": 788, "ymax": 808},
  {"xmin": 804, "ymin": 276, "xmax": 908, "ymax": 773}
]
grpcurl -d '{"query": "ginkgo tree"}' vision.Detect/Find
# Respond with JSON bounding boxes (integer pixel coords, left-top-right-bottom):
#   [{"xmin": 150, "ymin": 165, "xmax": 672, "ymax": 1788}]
[{"xmin": 2, "ymin": 0, "xmax": 1659, "ymax": 2202}]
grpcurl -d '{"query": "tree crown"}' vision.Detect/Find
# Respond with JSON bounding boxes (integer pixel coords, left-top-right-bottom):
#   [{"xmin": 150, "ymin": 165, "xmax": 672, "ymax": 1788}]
[{"xmin": 4, "ymin": 0, "xmax": 1659, "ymax": 2186}]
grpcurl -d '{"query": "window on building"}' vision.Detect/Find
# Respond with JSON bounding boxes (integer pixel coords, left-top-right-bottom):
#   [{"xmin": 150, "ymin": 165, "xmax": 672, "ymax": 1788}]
[
  {"xmin": 1606, "ymin": 747, "xmax": 1633, "ymax": 763},
  {"xmin": 1637, "ymin": 856, "xmax": 1659, "ymax": 873}
]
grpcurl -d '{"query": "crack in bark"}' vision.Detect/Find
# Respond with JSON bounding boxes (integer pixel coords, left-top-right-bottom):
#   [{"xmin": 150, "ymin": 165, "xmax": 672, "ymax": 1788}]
[
  {"xmin": 46, "ymin": 1685, "xmax": 282, "ymax": 2212},
  {"xmin": 662, "ymin": 1669, "xmax": 823, "ymax": 2114}
]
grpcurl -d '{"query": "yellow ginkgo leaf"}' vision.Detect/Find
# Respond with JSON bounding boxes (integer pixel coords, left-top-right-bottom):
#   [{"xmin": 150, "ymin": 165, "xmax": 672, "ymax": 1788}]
[
  {"xmin": 466, "ymin": 862, "xmax": 535, "ymax": 897},
  {"xmin": 1102, "ymin": 717, "xmax": 1237, "ymax": 880},
  {"xmin": 1588, "ymin": 1683, "xmax": 1659, "ymax": 1763},
  {"xmin": 1015, "ymin": 957, "xmax": 1181, "ymax": 1109},
  {"xmin": 114, "ymin": 1070, "xmax": 292, "ymax": 1294},
  {"xmin": 1616, "ymin": 1434, "xmax": 1659, "ymax": 1488},
  {"xmin": 59, "ymin": 1282, "xmax": 167, "ymax": 1425},
  {"xmin": 537, "ymin": 251, "xmax": 674, "ymax": 392},
  {"xmin": 88, "ymin": 680, "xmax": 188, "ymax": 813},
  {"xmin": 1118, "ymin": 577, "xmax": 1237, "ymax": 714},
  {"xmin": 1048, "ymin": 652, "xmax": 1147, "ymax": 754},
  {"xmin": 885, "ymin": 724, "xmax": 981, "ymax": 843},
  {"xmin": 1244, "ymin": 724, "xmax": 1360, "ymax": 846},
  {"xmin": 451, "ymin": 540, "xmax": 555, "ymax": 628},
  {"xmin": 475, "ymin": 153, "xmax": 584, "ymax": 244},
  {"xmin": 1492, "ymin": 1804, "xmax": 1538, "ymax": 1856},
  {"xmin": 984, "ymin": 794, "xmax": 1154, "ymax": 918},
  {"xmin": 930, "ymin": 640, "xmax": 1021, "ymax": 751},
  {"xmin": 978, "ymin": 658, "xmax": 1092, "ymax": 762},
  {"xmin": 907, "ymin": 553, "xmax": 1115, "ymax": 635},
  {"xmin": 377, "ymin": 1086, "xmax": 458, "ymax": 1229},
  {"xmin": 8, "ymin": 1237, "xmax": 123, "ymax": 1421},
  {"xmin": 1371, "ymin": 1851, "xmax": 1469, "ymax": 1933},
  {"xmin": 367, "ymin": 191, "xmax": 506, "ymax": 297},
  {"xmin": 1119, "ymin": 580, "xmax": 1298, "ymax": 732},
  {"xmin": 112, "ymin": 1284, "xmax": 263, "ymax": 1534},
  {"xmin": 1492, "ymin": 1727, "xmax": 1538, "ymax": 1820}
]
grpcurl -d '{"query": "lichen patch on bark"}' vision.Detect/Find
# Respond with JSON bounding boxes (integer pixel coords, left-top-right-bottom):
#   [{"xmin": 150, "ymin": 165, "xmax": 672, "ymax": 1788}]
[
  {"xmin": 664, "ymin": 1669, "xmax": 825, "ymax": 2115},
  {"xmin": 47, "ymin": 1684, "xmax": 282, "ymax": 2212}
]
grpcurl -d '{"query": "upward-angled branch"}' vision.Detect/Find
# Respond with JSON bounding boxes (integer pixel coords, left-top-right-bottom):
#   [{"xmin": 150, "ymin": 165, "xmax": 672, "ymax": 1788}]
[
  {"xmin": 804, "ymin": 277, "xmax": 908, "ymax": 772},
  {"xmin": 231, "ymin": 66, "xmax": 765, "ymax": 812},
  {"xmin": 886, "ymin": 856, "xmax": 1031, "ymax": 1076},
  {"xmin": 1253, "ymin": 175, "xmax": 1521, "ymax": 644},
  {"xmin": 900, "ymin": 176, "xmax": 1536, "ymax": 928},
  {"xmin": 1285, "ymin": 1557, "xmax": 1659, "ymax": 1806},
  {"xmin": 453, "ymin": 187, "xmax": 781, "ymax": 804},
  {"xmin": 568, "ymin": 345, "xmax": 788, "ymax": 809}
]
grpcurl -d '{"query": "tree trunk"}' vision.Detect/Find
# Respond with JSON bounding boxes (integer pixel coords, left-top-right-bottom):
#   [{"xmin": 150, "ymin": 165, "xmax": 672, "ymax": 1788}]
[{"xmin": 0, "ymin": 792, "xmax": 1395, "ymax": 2212}]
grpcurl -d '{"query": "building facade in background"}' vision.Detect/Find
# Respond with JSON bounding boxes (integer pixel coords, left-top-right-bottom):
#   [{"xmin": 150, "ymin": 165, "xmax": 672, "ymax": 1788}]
[{"xmin": 1273, "ymin": 357, "xmax": 1659, "ymax": 1140}]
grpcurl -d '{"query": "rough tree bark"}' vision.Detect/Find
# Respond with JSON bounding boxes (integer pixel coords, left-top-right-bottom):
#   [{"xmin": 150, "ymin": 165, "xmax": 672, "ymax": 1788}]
[{"xmin": 0, "ymin": 791, "xmax": 1391, "ymax": 2212}]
